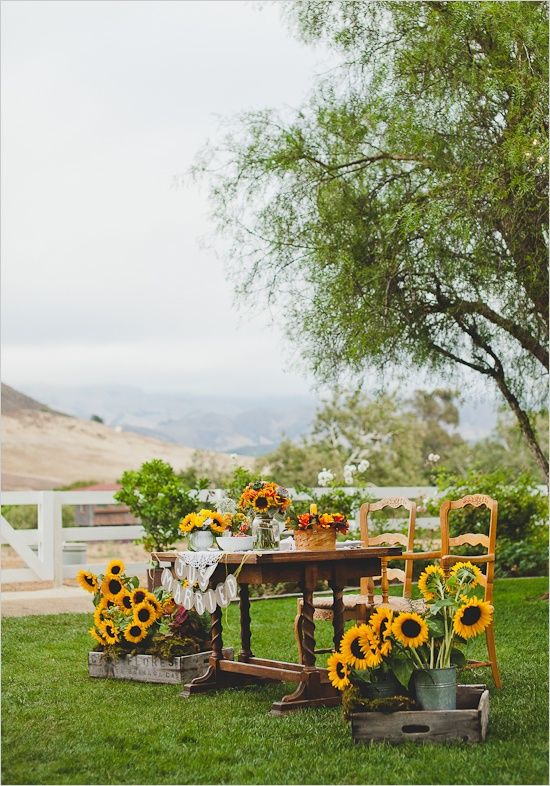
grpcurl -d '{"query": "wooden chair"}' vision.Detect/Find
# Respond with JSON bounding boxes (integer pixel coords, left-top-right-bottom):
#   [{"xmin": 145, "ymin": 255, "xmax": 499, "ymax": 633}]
[
  {"xmin": 294, "ymin": 497, "xmax": 441, "ymax": 660},
  {"xmin": 440, "ymin": 494, "xmax": 502, "ymax": 688}
]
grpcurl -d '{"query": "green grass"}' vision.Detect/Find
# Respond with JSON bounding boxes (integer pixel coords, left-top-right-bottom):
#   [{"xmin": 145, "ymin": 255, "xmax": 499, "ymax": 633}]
[{"xmin": 2, "ymin": 577, "xmax": 548, "ymax": 785}]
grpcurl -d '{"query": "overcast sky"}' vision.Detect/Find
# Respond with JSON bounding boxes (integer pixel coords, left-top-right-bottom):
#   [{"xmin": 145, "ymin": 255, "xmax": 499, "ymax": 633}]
[{"xmin": 1, "ymin": 0, "xmax": 336, "ymax": 397}]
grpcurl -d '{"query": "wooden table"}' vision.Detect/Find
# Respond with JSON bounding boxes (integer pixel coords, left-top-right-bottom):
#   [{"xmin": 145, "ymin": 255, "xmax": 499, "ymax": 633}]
[{"xmin": 157, "ymin": 547, "xmax": 401, "ymax": 715}]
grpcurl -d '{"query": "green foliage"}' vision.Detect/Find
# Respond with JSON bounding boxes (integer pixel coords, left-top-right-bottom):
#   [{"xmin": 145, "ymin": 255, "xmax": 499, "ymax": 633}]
[
  {"xmin": 90, "ymin": 414, "xmax": 103, "ymax": 423},
  {"xmin": 496, "ymin": 530, "xmax": 549, "ymax": 579},
  {"xmin": 197, "ymin": 0, "xmax": 549, "ymax": 477},
  {"xmin": 114, "ymin": 459, "xmax": 198, "ymax": 551},
  {"xmin": 223, "ymin": 465, "xmax": 265, "ymax": 501},
  {"xmin": 429, "ymin": 467, "xmax": 547, "ymax": 541}
]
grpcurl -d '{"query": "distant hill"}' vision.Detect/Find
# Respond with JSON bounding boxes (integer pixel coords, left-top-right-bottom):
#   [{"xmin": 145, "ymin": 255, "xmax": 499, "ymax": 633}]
[
  {"xmin": 1, "ymin": 383, "xmax": 252, "ymax": 490},
  {"xmin": 20, "ymin": 384, "xmax": 318, "ymax": 456}
]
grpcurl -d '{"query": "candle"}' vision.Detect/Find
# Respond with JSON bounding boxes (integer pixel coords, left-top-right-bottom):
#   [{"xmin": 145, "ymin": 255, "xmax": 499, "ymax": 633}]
[{"xmin": 310, "ymin": 503, "xmax": 318, "ymax": 515}]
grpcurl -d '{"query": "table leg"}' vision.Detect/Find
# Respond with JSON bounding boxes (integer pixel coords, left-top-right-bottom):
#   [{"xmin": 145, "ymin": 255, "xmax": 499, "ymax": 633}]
[
  {"xmin": 272, "ymin": 566, "xmax": 340, "ymax": 715},
  {"xmin": 330, "ymin": 581, "xmax": 345, "ymax": 652},
  {"xmin": 239, "ymin": 583, "xmax": 252, "ymax": 661}
]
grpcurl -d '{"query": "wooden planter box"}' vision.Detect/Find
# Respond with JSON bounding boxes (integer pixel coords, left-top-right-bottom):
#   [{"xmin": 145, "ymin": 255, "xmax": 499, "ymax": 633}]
[
  {"xmin": 88, "ymin": 648, "xmax": 233, "ymax": 685},
  {"xmin": 351, "ymin": 684, "xmax": 489, "ymax": 744}
]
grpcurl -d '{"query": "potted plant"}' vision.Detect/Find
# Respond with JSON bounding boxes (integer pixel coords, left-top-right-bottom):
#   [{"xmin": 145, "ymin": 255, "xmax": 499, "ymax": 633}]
[
  {"xmin": 408, "ymin": 561, "xmax": 494, "ymax": 709},
  {"xmin": 286, "ymin": 504, "xmax": 349, "ymax": 551},
  {"xmin": 77, "ymin": 559, "xmax": 220, "ymax": 684},
  {"xmin": 327, "ymin": 561, "xmax": 494, "ymax": 713},
  {"xmin": 179, "ymin": 508, "xmax": 231, "ymax": 551},
  {"xmin": 238, "ymin": 481, "xmax": 291, "ymax": 550}
]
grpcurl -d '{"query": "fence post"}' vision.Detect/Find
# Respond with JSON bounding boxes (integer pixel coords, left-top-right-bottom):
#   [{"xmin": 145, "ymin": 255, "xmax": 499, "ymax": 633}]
[{"xmin": 37, "ymin": 492, "xmax": 55, "ymax": 582}]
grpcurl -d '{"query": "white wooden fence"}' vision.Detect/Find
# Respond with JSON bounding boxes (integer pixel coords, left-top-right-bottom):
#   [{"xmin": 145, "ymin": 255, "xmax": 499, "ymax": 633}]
[{"xmin": 1, "ymin": 486, "xmax": 439, "ymax": 586}]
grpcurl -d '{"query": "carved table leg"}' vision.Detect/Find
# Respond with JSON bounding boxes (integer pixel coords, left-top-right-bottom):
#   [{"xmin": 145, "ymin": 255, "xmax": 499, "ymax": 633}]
[
  {"xmin": 239, "ymin": 583, "xmax": 252, "ymax": 661},
  {"xmin": 273, "ymin": 566, "xmax": 340, "ymax": 715},
  {"xmin": 330, "ymin": 581, "xmax": 345, "ymax": 652}
]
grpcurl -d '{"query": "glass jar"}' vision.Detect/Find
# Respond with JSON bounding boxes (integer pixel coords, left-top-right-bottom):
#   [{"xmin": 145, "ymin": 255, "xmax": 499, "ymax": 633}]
[{"xmin": 252, "ymin": 514, "xmax": 280, "ymax": 551}]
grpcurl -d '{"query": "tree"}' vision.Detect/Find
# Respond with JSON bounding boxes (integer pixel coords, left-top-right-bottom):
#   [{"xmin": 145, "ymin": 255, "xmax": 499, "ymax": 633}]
[{"xmin": 195, "ymin": 1, "xmax": 549, "ymax": 479}]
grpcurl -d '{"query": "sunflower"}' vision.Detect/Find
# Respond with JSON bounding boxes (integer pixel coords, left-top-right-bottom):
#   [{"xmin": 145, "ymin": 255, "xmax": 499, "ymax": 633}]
[
  {"xmin": 133, "ymin": 602, "xmax": 157, "ymax": 627},
  {"xmin": 100, "ymin": 575, "xmax": 125, "ymax": 601},
  {"xmin": 417, "ymin": 564, "xmax": 445, "ymax": 600},
  {"xmin": 208, "ymin": 512, "xmax": 230, "ymax": 534},
  {"xmin": 327, "ymin": 652, "xmax": 351, "ymax": 690},
  {"xmin": 179, "ymin": 513, "xmax": 201, "ymax": 533},
  {"xmin": 105, "ymin": 559, "xmax": 125, "ymax": 577},
  {"xmin": 162, "ymin": 598, "xmax": 176, "ymax": 615},
  {"xmin": 144, "ymin": 593, "xmax": 162, "ymax": 615},
  {"xmin": 89, "ymin": 626, "xmax": 106, "ymax": 645},
  {"xmin": 117, "ymin": 590, "xmax": 133, "ymax": 613},
  {"xmin": 93, "ymin": 605, "xmax": 110, "ymax": 629},
  {"xmin": 340, "ymin": 625, "xmax": 372, "ymax": 668},
  {"xmin": 77, "ymin": 570, "xmax": 98, "ymax": 593},
  {"xmin": 448, "ymin": 561, "xmax": 483, "ymax": 588},
  {"xmin": 391, "ymin": 612, "xmax": 429, "ymax": 648},
  {"xmin": 252, "ymin": 495, "xmax": 270, "ymax": 512},
  {"xmin": 368, "ymin": 608, "xmax": 394, "ymax": 656},
  {"xmin": 124, "ymin": 621, "xmax": 148, "ymax": 643},
  {"xmin": 453, "ymin": 598, "xmax": 493, "ymax": 639},
  {"xmin": 130, "ymin": 588, "xmax": 147, "ymax": 606},
  {"xmin": 358, "ymin": 626, "xmax": 384, "ymax": 667},
  {"xmin": 98, "ymin": 619, "xmax": 119, "ymax": 645}
]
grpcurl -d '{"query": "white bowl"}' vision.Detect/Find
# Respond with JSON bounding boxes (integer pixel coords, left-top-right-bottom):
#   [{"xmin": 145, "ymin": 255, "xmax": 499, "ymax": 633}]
[{"xmin": 216, "ymin": 535, "xmax": 254, "ymax": 552}]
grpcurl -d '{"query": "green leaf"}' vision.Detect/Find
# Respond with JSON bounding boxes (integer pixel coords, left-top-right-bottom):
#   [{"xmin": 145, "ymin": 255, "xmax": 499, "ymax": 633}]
[
  {"xmin": 428, "ymin": 598, "xmax": 455, "ymax": 614},
  {"xmin": 450, "ymin": 648, "xmax": 467, "ymax": 668},
  {"xmin": 390, "ymin": 655, "xmax": 414, "ymax": 689},
  {"xmin": 427, "ymin": 618, "xmax": 445, "ymax": 637}
]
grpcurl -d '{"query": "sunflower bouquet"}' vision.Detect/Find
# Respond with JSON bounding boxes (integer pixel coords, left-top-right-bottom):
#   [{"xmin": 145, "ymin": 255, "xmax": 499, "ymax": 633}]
[
  {"xmin": 327, "ymin": 561, "xmax": 494, "ymax": 712},
  {"xmin": 77, "ymin": 559, "xmax": 210, "ymax": 658},
  {"xmin": 179, "ymin": 509, "xmax": 231, "ymax": 535},
  {"xmin": 238, "ymin": 481, "xmax": 291, "ymax": 517}
]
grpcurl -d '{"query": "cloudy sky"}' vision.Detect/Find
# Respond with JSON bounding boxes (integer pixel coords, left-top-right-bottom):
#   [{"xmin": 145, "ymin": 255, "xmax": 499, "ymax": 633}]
[{"xmin": 1, "ymin": 0, "xmax": 335, "ymax": 397}]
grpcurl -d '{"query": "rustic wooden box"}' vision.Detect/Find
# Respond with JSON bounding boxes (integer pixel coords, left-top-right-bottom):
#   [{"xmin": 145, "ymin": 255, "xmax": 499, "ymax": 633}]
[
  {"xmin": 351, "ymin": 684, "xmax": 489, "ymax": 744},
  {"xmin": 88, "ymin": 648, "xmax": 233, "ymax": 685}
]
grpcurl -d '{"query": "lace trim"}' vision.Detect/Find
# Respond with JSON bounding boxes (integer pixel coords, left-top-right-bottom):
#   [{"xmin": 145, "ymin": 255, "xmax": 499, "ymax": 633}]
[{"xmin": 175, "ymin": 550, "xmax": 224, "ymax": 570}]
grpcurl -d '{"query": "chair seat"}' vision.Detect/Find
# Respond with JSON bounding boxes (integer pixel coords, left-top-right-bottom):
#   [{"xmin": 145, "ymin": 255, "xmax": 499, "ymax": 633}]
[{"xmin": 301, "ymin": 594, "xmax": 427, "ymax": 615}]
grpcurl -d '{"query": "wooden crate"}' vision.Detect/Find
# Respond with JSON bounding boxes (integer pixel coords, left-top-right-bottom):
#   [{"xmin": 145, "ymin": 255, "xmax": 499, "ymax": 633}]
[
  {"xmin": 351, "ymin": 685, "xmax": 489, "ymax": 744},
  {"xmin": 88, "ymin": 648, "xmax": 233, "ymax": 685}
]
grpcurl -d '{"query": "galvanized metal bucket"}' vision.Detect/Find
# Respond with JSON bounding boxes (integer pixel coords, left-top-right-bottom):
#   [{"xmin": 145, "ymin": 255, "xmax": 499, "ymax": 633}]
[
  {"xmin": 414, "ymin": 667, "xmax": 457, "ymax": 710},
  {"xmin": 362, "ymin": 673, "xmax": 402, "ymax": 700}
]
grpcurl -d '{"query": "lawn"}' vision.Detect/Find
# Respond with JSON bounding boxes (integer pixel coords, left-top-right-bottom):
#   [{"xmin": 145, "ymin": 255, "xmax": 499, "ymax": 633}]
[{"xmin": 2, "ymin": 577, "xmax": 548, "ymax": 785}]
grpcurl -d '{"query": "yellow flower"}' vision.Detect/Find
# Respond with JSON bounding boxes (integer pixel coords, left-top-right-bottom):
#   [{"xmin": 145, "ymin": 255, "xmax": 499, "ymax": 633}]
[
  {"xmin": 124, "ymin": 621, "xmax": 148, "ymax": 644},
  {"xmin": 391, "ymin": 612, "xmax": 429, "ymax": 649},
  {"xmin": 448, "ymin": 561, "xmax": 483, "ymax": 588},
  {"xmin": 417, "ymin": 564, "xmax": 445, "ymax": 600},
  {"xmin": 368, "ymin": 607, "xmax": 394, "ymax": 640},
  {"xmin": 89, "ymin": 626, "xmax": 105, "ymax": 645},
  {"xmin": 77, "ymin": 570, "xmax": 98, "ymax": 593},
  {"xmin": 144, "ymin": 593, "xmax": 162, "ymax": 616},
  {"xmin": 105, "ymin": 559, "xmax": 125, "ymax": 578},
  {"xmin": 327, "ymin": 652, "xmax": 351, "ymax": 690},
  {"xmin": 163, "ymin": 598, "xmax": 176, "ymax": 615},
  {"xmin": 453, "ymin": 598, "xmax": 493, "ymax": 639},
  {"xmin": 100, "ymin": 575, "xmax": 125, "ymax": 601},
  {"xmin": 358, "ymin": 626, "xmax": 384, "ymax": 667},
  {"xmin": 340, "ymin": 625, "xmax": 372, "ymax": 669},
  {"xmin": 133, "ymin": 602, "xmax": 157, "ymax": 628},
  {"xmin": 117, "ymin": 590, "xmax": 133, "ymax": 614},
  {"xmin": 209, "ymin": 512, "xmax": 230, "ymax": 534},
  {"xmin": 130, "ymin": 588, "xmax": 148, "ymax": 606},
  {"xmin": 179, "ymin": 513, "xmax": 201, "ymax": 533},
  {"xmin": 98, "ymin": 618, "xmax": 119, "ymax": 645}
]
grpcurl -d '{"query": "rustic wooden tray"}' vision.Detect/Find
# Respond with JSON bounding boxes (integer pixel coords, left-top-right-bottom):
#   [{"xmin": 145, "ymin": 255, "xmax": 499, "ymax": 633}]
[
  {"xmin": 351, "ymin": 684, "xmax": 489, "ymax": 744},
  {"xmin": 88, "ymin": 648, "xmax": 233, "ymax": 685}
]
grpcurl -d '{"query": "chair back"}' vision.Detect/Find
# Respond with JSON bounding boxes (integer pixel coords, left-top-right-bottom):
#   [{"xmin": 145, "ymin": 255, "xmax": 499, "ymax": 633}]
[
  {"xmin": 359, "ymin": 497, "xmax": 416, "ymax": 599},
  {"xmin": 440, "ymin": 494, "xmax": 498, "ymax": 602}
]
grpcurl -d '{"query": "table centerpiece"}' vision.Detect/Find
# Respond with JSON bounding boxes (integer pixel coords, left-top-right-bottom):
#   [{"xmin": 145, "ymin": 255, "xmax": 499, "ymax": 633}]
[
  {"xmin": 238, "ymin": 481, "xmax": 291, "ymax": 550},
  {"xmin": 286, "ymin": 504, "xmax": 349, "ymax": 550}
]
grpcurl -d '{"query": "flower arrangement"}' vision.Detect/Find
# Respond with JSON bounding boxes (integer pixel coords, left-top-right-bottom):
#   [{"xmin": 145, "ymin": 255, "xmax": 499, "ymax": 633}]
[
  {"xmin": 327, "ymin": 561, "xmax": 494, "ymax": 712},
  {"xmin": 77, "ymin": 559, "xmax": 210, "ymax": 659},
  {"xmin": 286, "ymin": 507, "xmax": 349, "ymax": 535},
  {"xmin": 238, "ymin": 481, "xmax": 291, "ymax": 517},
  {"xmin": 227, "ymin": 512, "xmax": 252, "ymax": 537},
  {"xmin": 179, "ymin": 509, "xmax": 231, "ymax": 535}
]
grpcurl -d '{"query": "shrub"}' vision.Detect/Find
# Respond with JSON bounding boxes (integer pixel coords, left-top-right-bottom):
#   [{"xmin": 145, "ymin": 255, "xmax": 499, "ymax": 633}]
[{"xmin": 114, "ymin": 459, "xmax": 198, "ymax": 551}]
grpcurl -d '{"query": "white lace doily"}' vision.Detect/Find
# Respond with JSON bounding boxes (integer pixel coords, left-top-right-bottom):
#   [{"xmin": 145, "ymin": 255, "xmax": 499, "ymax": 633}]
[{"xmin": 176, "ymin": 550, "xmax": 224, "ymax": 570}]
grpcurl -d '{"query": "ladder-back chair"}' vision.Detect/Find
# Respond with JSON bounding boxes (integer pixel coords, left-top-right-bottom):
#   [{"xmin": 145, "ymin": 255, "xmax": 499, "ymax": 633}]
[
  {"xmin": 440, "ymin": 494, "xmax": 501, "ymax": 688},
  {"xmin": 294, "ymin": 497, "xmax": 440, "ymax": 660}
]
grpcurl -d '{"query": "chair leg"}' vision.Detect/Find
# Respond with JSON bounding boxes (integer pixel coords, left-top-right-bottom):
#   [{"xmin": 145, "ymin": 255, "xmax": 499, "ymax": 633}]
[
  {"xmin": 294, "ymin": 610, "xmax": 304, "ymax": 662},
  {"xmin": 486, "ymin": 622, "xmax": 502, "ymax": 688}
]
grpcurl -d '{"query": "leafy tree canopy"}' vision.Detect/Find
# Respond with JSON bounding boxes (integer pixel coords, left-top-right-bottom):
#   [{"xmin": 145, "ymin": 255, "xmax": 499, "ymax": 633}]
[{"xmin": 195, "ymin": 1, "xmax": 548, "ymax": 478}]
